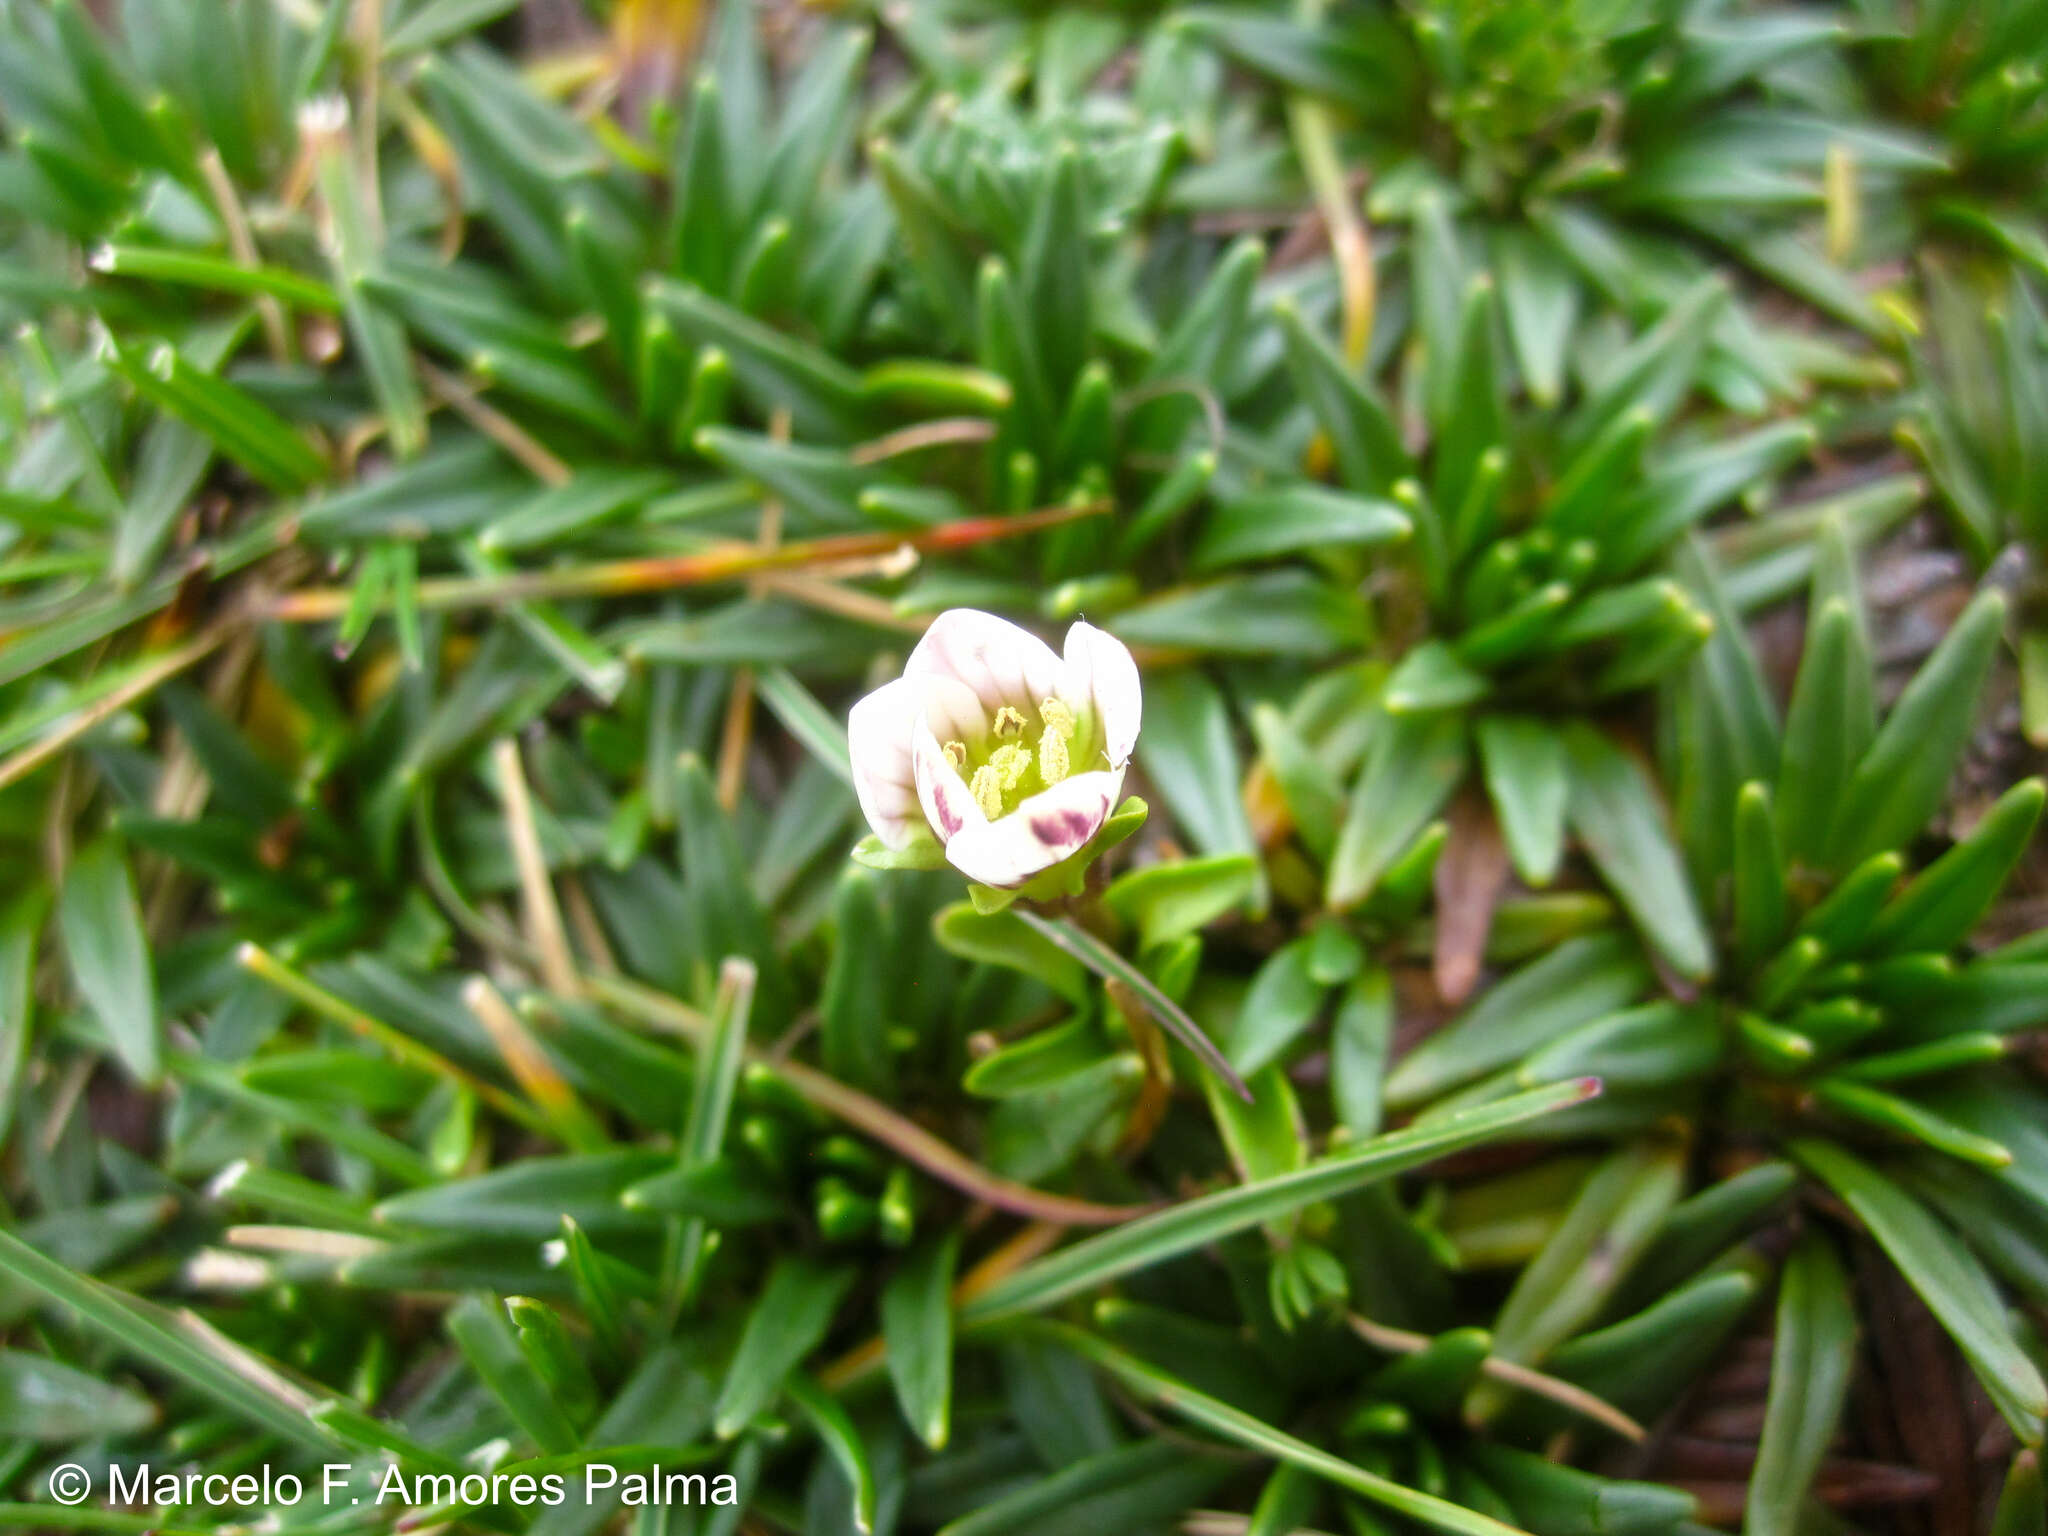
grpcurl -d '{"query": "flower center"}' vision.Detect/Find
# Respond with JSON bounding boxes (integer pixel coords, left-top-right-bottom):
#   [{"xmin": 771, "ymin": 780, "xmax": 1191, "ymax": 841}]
[{"xmin": 946, "ymin": 696, "xmax": 1080, "ymax": 820}]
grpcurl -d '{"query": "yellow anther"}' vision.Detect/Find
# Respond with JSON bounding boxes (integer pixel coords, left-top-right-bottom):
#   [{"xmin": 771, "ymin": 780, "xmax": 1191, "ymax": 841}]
[
  {"xmin": 993, "ymin": 705, "xmax": 1028, "ymax": 737},
  {"xmin": 970, "ymin": 764, "xmax": 1004, "ymax": 820},
  {"xmin": 943, "ymin": 740, "xmax": 968, "ymax": 771},
  {"xmin": 1038, "ymin": 726, "xmax": 1070, "ymax": 786},
  {"xmin": 1038, "ymin": 697, "xmax": 1075, "ymax": 738},
  {"xmin": 990, "ymin": 742, "xmax": 1032, "ymax": 791}
]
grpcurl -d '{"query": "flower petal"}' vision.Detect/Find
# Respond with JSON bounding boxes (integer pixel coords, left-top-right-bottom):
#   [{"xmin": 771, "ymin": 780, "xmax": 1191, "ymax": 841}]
[
  {"xmin": 908, "ymin": 608, "xmax": 1063, "ymax": 717},
  {"xmin": 847, "ymin": 677, "xmax": 924, "ymax": 849},
  {"xmin": 913, "ymin": 716, "xmax": 985, "ymax": 846},
  {"xmin": 941, "ymin": 768, "xmax": 1124, "ymax": 888},
  {"xmin": 1064, "ymin": 621, "xmax": 1141, "ymax": 766},
  {"xmin": 916, "ymin": 671, "xmax": 989, "ymax": 748}
]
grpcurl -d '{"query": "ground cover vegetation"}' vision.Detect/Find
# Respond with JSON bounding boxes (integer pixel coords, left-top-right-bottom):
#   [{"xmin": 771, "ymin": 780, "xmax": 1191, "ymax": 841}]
[{"xmin": 1, "ymin": 0, "xmax": 2046, "ymax": 1533}]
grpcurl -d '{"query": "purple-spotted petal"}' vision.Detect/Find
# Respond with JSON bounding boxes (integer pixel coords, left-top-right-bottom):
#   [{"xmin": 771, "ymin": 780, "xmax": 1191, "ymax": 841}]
[
  {"xmin": 1063, "ymin": 621, "xmax": 1141, "ymax": 766},
  {"xmin": 908, "ymin": 609, "xmax": 1063, "ymax": 717},
  {"xmin": 940, "ymin": 768, "xmax": 1125, "ymax": 888},
  {"xmin": 912, "ymin": 716, "xmax": 985, "ymax": 847},
  {"xmin": 848, "ymin": 677, "xmax": 924, "ymax": 849}
]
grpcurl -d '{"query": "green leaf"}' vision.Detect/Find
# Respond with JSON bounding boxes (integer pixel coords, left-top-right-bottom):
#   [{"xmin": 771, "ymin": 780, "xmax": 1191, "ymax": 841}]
[
  {"xmin": 1369, "ymin": 1327, "xmax": 1493, "ymax": 1419},
  {"xmin": 448, "ymin": 1294, "xmax": 580, "ymax": 1454},
  {"xmin": 1012, "ymin": 909, "xmax": 1247, "ymax": 1099},
  {"xmin": 1331, "ymin": 964, "xmax": 1393, "ymax": 1138},
  {"xmin": 822, "ymin": 867, "xmax": 896, "ymax": 1096},
  {"xmin": 1621, "ymin": 1161, "xmax": 1797, "ymax": 1309},
  {"xmin": 883, "ymin": 1232, "xmax": 960, "ymax": 1451},
  {"xmin": 0, "ymin": 893, "xmax": 39, "ymax": 1147},
  {"xmin": 1387, "ymin": 931, "xmax": 1650, "ymax": 1107},
  {"xmin": 104, "ymin": 335, "xmax": 327, "ymax": 493},
  {"xmin": 92, "ymin": 243, "xmax": 338, "ymax": 311},
  {"xmin": 1113, "ymin": 571, "xmax": 1370, "ymax": 657},
  {"xmin": 1732, "ymin": 781, "xmax": 1790, "ymax": 972},
  {"xmin": 712, "ymin": 1258, "xmax": 855, "ymax": 1439},
  {"xmin": 1746, "ymin": 1232, "xmax": 1858, "ymax": 1536},
  {"xmin": 1385, "ymin": 641, "xmax": 1491, "ymax": 715},
  {"xmin": 964, "ymin": 1078, "xmax": 1597, "ymax": 1323},
  {"xmin": 670, "ymin": 75, "xmax": 732, "ymax": 293},
  {"xmin": 1041, "ymin": 1324, "xmax": 1532, "ymax": 1536},
  {"xmin": 652, "ymin": 279, "xmax": 868, "ymax": 438},
  {"xmin": 1863, "ymin": 778, "xmax": 2045, "ymax": 956},
  {"xmin": 1193, "ymin": 485, "xmax": 1409, "ymax": 572},
  {"xmin": 382, "ymin": 0, "xmax": 520, "ymax": 53},
  {"xmin": 1608, "ymin": 421, "xmax": 1816, "ymax": 577},
  {"xmin": 964, "ymin": 1018, "xmax": 1123, "ymax": 1099},
  {"xmin": 935, "ymin": 1440, "xmax": 1227, "ymax": 1536},
  {"xmin": 1229, "ymin": 938, "xmax": 1328, "ymax": 1078},
  {"xmin": 1776, "ymin": 600, "xmax": 1872, "ymax": 871},
  {"xmin": 1467, "ymin": 1141, "xmax": 1687, "ymax": 1422},
  {"xmin": 1828, "ymin": 589, "xmax": 2006, "ymax": 869},
  {"xmin": 1208, "ymin": 1063, "xmax": 1309, "ymax": 1200},
  {"xmin": 1275, "ymin": 296, "xmax": 1412, "ymax": 496},
  {"xmin": 479, "ymin": 468, "xmax": 675, "ymax": 553},
  {"xmin": 1518, "ymin": 1001, "xmax": 1721, "ymax": 1093},
  {"xmin": 0, "ymin": 1349, "xmax": 156, "ymax": 1440},
  {"xmin": 1563, "ymin": 725, "xmax": 1713, "ymax": 981},
  {"xmin": 678, "ymin": 758, "xmax": 789, "ymax": 1023},
  {"xmin": 851, "ymin": 831, "xmax": 948, "ymax": 872},
  {"xmin": 1413, "ymin": 191, "xmax": 1469, "ymax": 429},
  {"xmin": 935, "ymin": 903, "xmax": 1089, "ymax": 1006},
  {"xmin": 1457, "ymin": 582, "xmax": 1573, "ymax": 669},
  {"xmin": 1812, "ymin": 1077, "xmax": 2012, "ymax": 1167},
  {"xmin": 1432, "ymin": 275, "xmax": 1506, "ymax": 553},
  {"xmin": 1464, "ymin": 1441, "xmax": 1695, "ymax": 1536},
  {"xmin": 374, "ymin": 1149, "xmax": 667, "ymax": 1237},
  {"xmin": 1103, "ymin": 854, "xmax": 1259, "ymax": 953},
  {"xmin": 1492, "ymin": 226, "xmax": 1579, "ymax": 408},
  {"xmin": 1544, "ymin": 1270, "xmax": 1757, "ymax": 1426},
  {"xmin": 1139, "ymin": 672, "xmax": 1259, "ymax": 864},
  {"xmin": 758, "ymin": 22, "xmax": 870, "ymax": 225},
  {"xmin": 312, "ymin": 116, "xmax": 427, "ymax": 460},
  {"xmin": 1796, "ymin": 1139, "xmax": 2047, "ymax": 1444},
  {"xmin": 1477, "ymin": 714, "xmax": 1567, "ymax": 886},
  {"xmin": 1566, "ymin": 277, "xmax": 1727, "ymax": 453},
  {"xmin": 113, "ymin": 414, "xmax": 212, "ymax": 588},
  {"xmin": 0, "ymin": 1230, "xmax": 337, "ymax": 1452},
  {"xmin": 1542, "ymin": 407, "xmax": 1653, "ymax": 544},
  {"xmin": 1250, "ymin": 701, "xmax": 1347, "ymax": 861},
  {"xmin": 787, "ymin": 1372, "xmax": 876, "ymax": 1535},
  {"xmin": 1117, "ymin": 450, "xmax": 1217, "ymax": 560},
  {"xmin": 1019, "ymin": 143, "xmax": 1093, "ymax": 400},
  {"xmin": 692, "ymin": 428, "xmax": 867, "ymax": 529},
  {"xmin": 1247, "ymin": 1463, "xmax": 1323, "ymax": 1536},
  {"xmin": 1329, "ymin": 710, "xmax": 1468, "ymax": 909},
  {"xmin": 754, "ymin": 667, "xmax": 854, "ymax": 786},
  {"xmin": 1994, "ymin": 1452, "xmax": 2047, "ymax": 1536},
  {"xmin": 1796, "ymin": 851, "xmax": 1905, "ymax": 954},
  {"xmin": 621, "ymin": 1155, "xmax": 784, "ymax": 1224},
  {"xmin": 58, "ymin": 839, "xmax": 158, "ymax": 1084}
]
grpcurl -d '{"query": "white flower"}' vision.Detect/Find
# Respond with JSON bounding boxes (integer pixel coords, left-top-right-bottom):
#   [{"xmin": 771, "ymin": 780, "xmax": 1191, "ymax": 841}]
[{"xmin": 849, "ymin": 609, "xmax": 1142, "ymax": 888}]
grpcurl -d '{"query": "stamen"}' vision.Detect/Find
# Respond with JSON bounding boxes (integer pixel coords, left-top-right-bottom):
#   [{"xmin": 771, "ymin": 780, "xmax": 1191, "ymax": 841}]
[
  {"xmin": 993, "ymin": 705, "xmax": 1028, "ymax": 737},
  {"xmin": 1038, "ymin": 726, "xmax": 1069, "ymax": 786},
  {"xmin": 970, "ymin": 764, "xmax": 1004, "ymax": 820},
  {"xmin": 990, "ymin": 743, "xmax": 1031, "ymax": 790},
  {"xmin": 943, "ymin": 740, "xmax": 968, "ymax": 771},
  {"xmin": 1038, "ymin": 697, "xmax": 1075, "ymax": 738}
]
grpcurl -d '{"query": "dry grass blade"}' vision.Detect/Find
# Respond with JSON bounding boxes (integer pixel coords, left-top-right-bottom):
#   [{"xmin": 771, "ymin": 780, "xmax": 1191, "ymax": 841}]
[
  {"xmin": 259, "ymin": 501, "xmax": 1108, "ymax": 620},
  {"xmin": 1347, "ymin": 1314, "xmax": 1646, "ymax": 1442}
]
